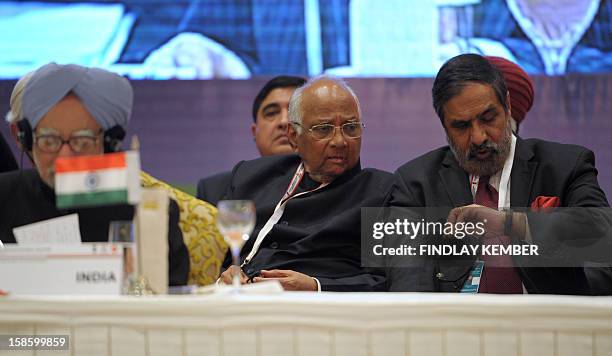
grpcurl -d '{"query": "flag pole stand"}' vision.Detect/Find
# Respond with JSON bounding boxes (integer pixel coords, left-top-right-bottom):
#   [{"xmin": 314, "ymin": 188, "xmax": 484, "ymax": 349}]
[{"xmin": 126, "ymin": 135, "xmax": 156, "ymax": 296}]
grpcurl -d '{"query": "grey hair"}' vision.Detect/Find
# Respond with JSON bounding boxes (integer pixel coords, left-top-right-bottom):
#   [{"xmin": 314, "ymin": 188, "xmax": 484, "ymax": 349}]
[
  {"xmin": 5, "ymin": 71, "xmax": 34, "ymax": 124},
  {"xmin": 288, "ymin": 75, "xmax": 361, "ymax": 135}
]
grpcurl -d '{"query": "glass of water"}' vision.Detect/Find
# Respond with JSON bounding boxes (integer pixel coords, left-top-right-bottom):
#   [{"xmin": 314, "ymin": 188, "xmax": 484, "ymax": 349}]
[{"xmin": 216, "ymin": 200, "xmax": 256, "ymax": 289}]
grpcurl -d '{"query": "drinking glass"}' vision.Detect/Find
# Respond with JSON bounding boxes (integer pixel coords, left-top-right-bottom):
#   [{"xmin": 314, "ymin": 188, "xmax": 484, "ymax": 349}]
[
  {"xmin": 108, "ymin": 220, "xmax": 154, "ymax": 295},
  {"xmin": 216, "ymin": 200, "xmax": 256, "ymax": 289}
]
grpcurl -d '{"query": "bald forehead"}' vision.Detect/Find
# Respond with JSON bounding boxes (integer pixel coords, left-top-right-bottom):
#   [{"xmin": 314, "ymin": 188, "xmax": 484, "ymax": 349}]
[
  {"xmin": 306, "ymin": 79, "xmax": 350, "ymax": 98},
  {"xmin": 302, "ymin": 80, "xmax": 358, "ymax": 117}
]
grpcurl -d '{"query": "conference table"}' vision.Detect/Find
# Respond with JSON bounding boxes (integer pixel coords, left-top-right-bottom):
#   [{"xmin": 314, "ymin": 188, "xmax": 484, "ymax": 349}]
[{"xmin": 1, "ymin": 292, "xmax": 611, "ymax": 356}]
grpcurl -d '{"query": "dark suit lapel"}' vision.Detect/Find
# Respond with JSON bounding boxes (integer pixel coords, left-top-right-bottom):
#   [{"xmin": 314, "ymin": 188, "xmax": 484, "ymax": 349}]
[
  {"xmin": 508, "ymin": 139, "xmax": 539, "ymax": 292},
  {"xmin": 438, "ymin": 151, "xmax": 472, "ymax": 207},
  {"xmin": 510, "ymin": 138, "xmax": 538, "ymax": 208}
]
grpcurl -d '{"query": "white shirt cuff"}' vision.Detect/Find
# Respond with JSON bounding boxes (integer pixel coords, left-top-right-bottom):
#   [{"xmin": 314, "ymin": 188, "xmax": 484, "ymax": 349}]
[{"xmin": 313, "ymin": 277, "xmax": 321, "ymax": 292}]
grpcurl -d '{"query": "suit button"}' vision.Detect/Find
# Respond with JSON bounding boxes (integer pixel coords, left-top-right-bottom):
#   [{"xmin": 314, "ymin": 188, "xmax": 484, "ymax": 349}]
[
  {"xmin": 436, "ymin": 272, "xmax": 445, "ymax": 279},
  {"xmin": 270, "ymin": 242, "xmax": 279, "ymax": 249}
]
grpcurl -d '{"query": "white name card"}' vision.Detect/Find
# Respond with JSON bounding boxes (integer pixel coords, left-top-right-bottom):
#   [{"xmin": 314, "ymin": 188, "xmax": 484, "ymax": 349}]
[
  {"xmin": 0, "ymin": 244, "xmax": 124, "ymax": 295},
  {"xmin": 12, "ymin": 214, "xmax": 81, "ymax": 245}
]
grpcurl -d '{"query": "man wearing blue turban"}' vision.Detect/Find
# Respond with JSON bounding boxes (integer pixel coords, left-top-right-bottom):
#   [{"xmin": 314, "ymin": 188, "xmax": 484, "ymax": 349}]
[{"xmin": 0, "ymin": 63, "xmax": 189, "ymax": 286}]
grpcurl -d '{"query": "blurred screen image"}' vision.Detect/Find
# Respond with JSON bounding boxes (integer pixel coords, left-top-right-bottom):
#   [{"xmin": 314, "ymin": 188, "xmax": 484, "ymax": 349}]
[{"xmin": 1, "ymin": 0, "xmax": 611, "ymax": 79}]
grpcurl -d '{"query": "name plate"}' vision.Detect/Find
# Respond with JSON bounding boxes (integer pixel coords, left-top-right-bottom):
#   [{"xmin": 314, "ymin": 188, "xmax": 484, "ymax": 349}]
[{"xmin": 0, "ymin": 244, "xmax": 124, "ymax": 295}]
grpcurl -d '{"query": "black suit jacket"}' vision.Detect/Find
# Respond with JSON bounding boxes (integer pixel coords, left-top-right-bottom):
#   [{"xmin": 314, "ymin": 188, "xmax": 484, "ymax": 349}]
[
  {"xmin": 0, "ymin": 169, "xmax": 190, "ymax": 286},
  {"xmin": 224, "ymin": 154, "xmax": 393, "ymax": 291},
  {"xmin": 0, "ymin": 132, "xmax": 18, "ymax": 173},
  {"xmin": 196, "ymin": 171, "xmax": 231, "ymax": 206},
  {"xmin": 386, "ymin": 138, "xmax": 610, "ymax": 294}
]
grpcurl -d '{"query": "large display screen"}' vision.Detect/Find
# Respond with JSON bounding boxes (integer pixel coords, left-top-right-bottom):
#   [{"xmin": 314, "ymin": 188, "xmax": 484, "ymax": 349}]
[{"xmin": 1, "ymin": 0, "xmax": 610, "ymax": 79}]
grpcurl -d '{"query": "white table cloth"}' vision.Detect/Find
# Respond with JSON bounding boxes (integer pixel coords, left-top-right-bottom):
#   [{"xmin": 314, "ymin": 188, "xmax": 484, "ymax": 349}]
[{"xmin": 1, "ymin": 292, "xmax": 611, "ymax": 356}]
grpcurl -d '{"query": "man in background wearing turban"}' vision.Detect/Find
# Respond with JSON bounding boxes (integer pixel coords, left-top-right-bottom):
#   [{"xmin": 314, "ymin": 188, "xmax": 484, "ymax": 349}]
[
  {"xmin": 486, "ymin": 56, "xmax": 612, "ymax": 294},
  {"xmin": 385, "ymin": 54, "xmax": 610, "ymax": 295},
  {"xmin": 485, "ymin": 56, "xmax": 534, "ymax": 134},
  {"xmin": 0, "ymin": 63, "xmax": 189, "ymax": 286}
]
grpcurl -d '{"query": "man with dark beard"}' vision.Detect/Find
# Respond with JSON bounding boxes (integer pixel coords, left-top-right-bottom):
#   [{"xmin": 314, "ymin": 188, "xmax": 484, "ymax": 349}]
[{"xmin": 385, "ymin": 54, "xmax": 610, "ymax": 295}]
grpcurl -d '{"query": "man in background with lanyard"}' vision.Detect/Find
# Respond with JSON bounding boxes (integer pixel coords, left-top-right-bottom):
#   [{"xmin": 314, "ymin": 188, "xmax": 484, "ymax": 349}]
[
  {"xmin": 385, "ymin": 54, "xmax": 610, "ymax": 295},
  {"xmin": 218, "ymin": 76, "xmax": 392, "ymax": 291}
]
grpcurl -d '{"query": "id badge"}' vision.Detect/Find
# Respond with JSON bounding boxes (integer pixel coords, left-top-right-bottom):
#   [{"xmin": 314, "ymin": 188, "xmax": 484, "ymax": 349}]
[{"xmin": 460, "ymin": 260, "xmax": 484, "ymax": 293}]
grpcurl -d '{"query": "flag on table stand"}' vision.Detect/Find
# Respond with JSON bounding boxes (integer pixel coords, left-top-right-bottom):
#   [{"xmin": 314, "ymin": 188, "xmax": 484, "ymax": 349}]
[{"xmin": 54, "ymin": 151, "xmax": 141, "ymax": 209}]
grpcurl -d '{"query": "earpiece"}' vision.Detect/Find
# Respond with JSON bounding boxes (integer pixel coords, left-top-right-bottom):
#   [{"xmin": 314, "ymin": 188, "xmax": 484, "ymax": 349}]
[
  {"xmin": 16, "ymin": 119, "xmax": 33, "ymax": 152},
  {"xmin": 103, "ymin": 125, "xmax": 126, "ymax": 153}
]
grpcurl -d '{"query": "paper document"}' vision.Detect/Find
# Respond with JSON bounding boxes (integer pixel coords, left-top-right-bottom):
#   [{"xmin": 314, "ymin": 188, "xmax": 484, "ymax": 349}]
[{"xmin": 12, "ymin": 214, "xmax": 81, "ymax": 244}]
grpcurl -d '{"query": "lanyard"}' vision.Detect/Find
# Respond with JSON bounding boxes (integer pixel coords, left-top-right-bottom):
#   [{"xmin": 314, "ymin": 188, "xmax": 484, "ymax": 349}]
[
  {"xmin": 469, "ymin": 134, "xmax": 516, "ymax": 210},
  {"xmin": 241, "ymin": 163, "xmax": 328, "ymax": 267}
]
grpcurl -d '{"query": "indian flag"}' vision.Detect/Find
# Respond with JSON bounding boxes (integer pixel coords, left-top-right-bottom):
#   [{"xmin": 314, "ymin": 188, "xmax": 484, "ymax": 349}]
[{"xmin": 54, "ymin": 151, "xmax": 141, "ymax": 209}]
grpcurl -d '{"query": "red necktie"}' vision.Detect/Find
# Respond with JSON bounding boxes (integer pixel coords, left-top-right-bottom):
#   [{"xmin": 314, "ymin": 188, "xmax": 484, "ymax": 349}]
[{"xmin": 474, "ymin": 176, "xmax": 523, "ymax": 294}]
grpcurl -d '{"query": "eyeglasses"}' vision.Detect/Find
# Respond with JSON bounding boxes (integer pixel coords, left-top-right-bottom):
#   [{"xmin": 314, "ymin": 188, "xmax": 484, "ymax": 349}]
[
  {"xmin": 293, "ymin": 122, "xmax": 365, "ymax": 140},
  {"xmin": 33, "ymin": 130, "xmax": 103, "ymax": 154}
]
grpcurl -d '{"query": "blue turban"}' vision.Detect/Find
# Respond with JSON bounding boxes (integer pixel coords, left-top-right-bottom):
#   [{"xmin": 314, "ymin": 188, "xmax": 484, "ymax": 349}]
[{"xmin": 21, "ymin": 63, "xmax": 133, "ymax": 131}]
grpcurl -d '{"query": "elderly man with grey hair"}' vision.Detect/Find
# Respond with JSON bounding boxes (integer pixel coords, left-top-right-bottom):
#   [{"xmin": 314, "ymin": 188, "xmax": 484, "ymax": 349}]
[
  {"xmin": 0, "ymin": 63, "xmax": 189, "ymax": 286},
  {"xmin": 218, "ymin": 76, "xmax": 392, "ymax": 291}
]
